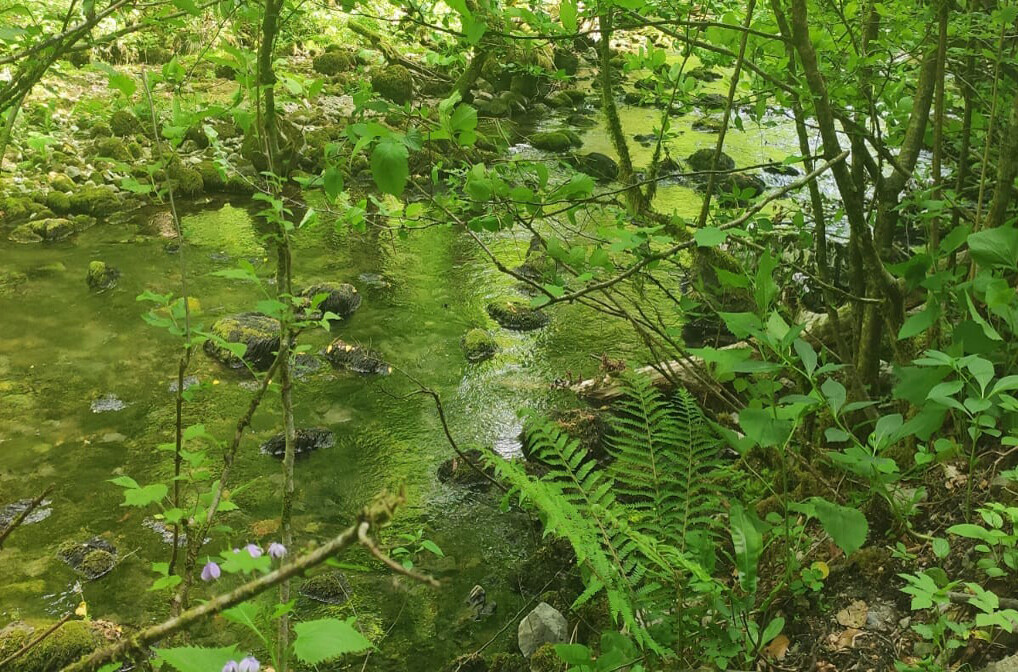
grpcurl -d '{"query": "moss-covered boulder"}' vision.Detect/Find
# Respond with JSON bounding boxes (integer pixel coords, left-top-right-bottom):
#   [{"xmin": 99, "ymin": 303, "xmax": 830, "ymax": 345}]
[
  {"xmin": 569, "ymin": 152, "xmax": 618, "ymax": 182},
  {"xmin": 110, "ymin": 109, "xmax": 143, "ymax": 137},
  {"xmin": 9, "ymin": 218, "xmax": 79, "ymax": 243},
  {"xmin": 86, "ymin": 260, "xmax": 119, "ymax": 292},
  {"xmin": 300, "ymin": 571, "xmax": 352, "ymax": 605},
  {"xmin": 689, "ymin": 66, "xmax": 722, "ymax": 82},
  {"xmin": 93, "ymin": 137, "xmax": 131, "ymax": 161},
  {"xmin": 0, "ymin": 269, "xmax": 27, "ymax": 295},
  {"xmin": 141, "ymin": 46, "xmax": 172, "ymax": 64},
  {"xmin": 528, "ymin": 643, "xmax": 560, "ymax": 669},
  {"xmin": 50, "ymin": 174, "xmax": 75, "ymax": 193},
  {"xmin": 553, "ymin": 49, "xmax": 579, "ymax": 75},
  {"xmin": 90, "ymin": 122, "xmax": 113, "ymax": 138},
  {"xmin": 167, "ymin": 158, "xmax": 204, "ymax": 197},
  {"xmin": 203, "ymin": 313, "xmax": 281, "ymax": 370},
  {"xmin": 196, "ymin": 160, "xmax": 225, "ymax": 191},
  {"xmin": 692, "ymin": 116, "xmax": 724, "ymax": 133},
  {"xmin": 0, "ymin": 621, "xmax": 104, "ymax": 672},
  {"xmin": 443, "ymin": 654, "xmax": 486, "ymax": 672},
  {"xmin": 371, "ymin": 64, "xmax": 413, "ymax": 105},
  {"xmin": 321, "ymin": 338, "xmax": 390, "ymax": 375},
  {"xmin": 478, "ymin": 97, "xmax": 510, "ymax": 118},
  {"xmin": 260, "ymin": 427, "xmax": 335, "ymax": 458},
  {"xmin": 58, "ymin": 538, "xmax": 117, "ymax": 579},
  {"xmin": 45, "ymin": 191, "xmax": 71, "ymax": 214},
  {"xmin": 462, "ymin": 328, "xmax": 498, "ymax": 362},
  {"xmin": 69, "ymin": 186, "xmax": 118, "ymax": 217},
  {"xmin": 298, "ymin": 282, "xmax": 362, "ymax": 321},
  {"xmin": 487, "ymin": 653, "xmax": 527, "ymax": 672},
  {"xmin": 696, "ymin": 93, "xmax": 728, "ymax": 109},
  {"xmin": 313, "ymin": 51, "xmax": 353, "ymax": 76},
  {"xmin": 487, "ymin": 299, "xmax": 549, "ymax": 331},
  {"xmin": 530, "ymin": 130, "xmax": 582, "ymax": 153},
  {"xmin": 687, "ymin": 148, "xmax": 734, "ymax": 172},
  {"xmin": 510, "ymin": 73, "xmax": 539, "ymax": 98},
  {"xmin": 545, "ymin": 91, "xmax": 576, "ymax": 109}
]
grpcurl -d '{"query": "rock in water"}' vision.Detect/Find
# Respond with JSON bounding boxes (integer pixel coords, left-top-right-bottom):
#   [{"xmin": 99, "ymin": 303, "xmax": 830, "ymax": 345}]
[
  {"xmin": 300, "ymin": 571, "xmax": 352, "ymax": 605},
  {"xmin": 487, "ymin": 300, "xmax": 549, "ymax": 331},
  {"xmin": 90, "ymin": 394, "xmax": 126, "ymax": 413},
  {"xmin": 0, "ymin": 499, "xmax": 53, "ymax": 528},
  {"xmin": 86, "ymin": 261, "xmax": 119, "ymax": 292},
  {"xmin": 518, "ymin": 602, "xmax": 568, "ymax": 658},
  {"xmin": 57, "ymin": 538, "xmax": 117, "ymax": 580},
  {"xmin": 462, "ymin": 329, "xmax": 498, "ymax": 362},
  {"xmin": 203, "ymin": 313, "xmax": 281, "ymax": 370},
  {"xmin": 322, "ymin": 339, "xmax": 391, "ymax": 375},
  {"xmin": 298, "ymin": 282, "xmax": 362, "ymax": 321},
  {"xmin": 687, "ymin": 148, "xmax": 735, "ymax": 172},
  {"xmin": 260, "ymin": 427, "xmax": 335, "ymax": 458},
  {"xmin": 569, "ymin": 152, "xmax": 619, "ymax": 182}
]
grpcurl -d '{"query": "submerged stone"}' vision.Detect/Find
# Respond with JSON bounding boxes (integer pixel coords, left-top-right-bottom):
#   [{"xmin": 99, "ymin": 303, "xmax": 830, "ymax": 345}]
[
  {"xmin": 462, "ymin": 328, "xmax": 498, "ymax": 362},
  {"xmin": 90, "ymin": 394, "xmax": 126, "ymax": 413},
  {"xmin": 437, "ymin": 449, "xmax": 495, "ymax": 489},
  {"xmin": 86, "ymin": 260, "xmax": 119, "ymax": 292},
  {"xmin": 322, "ymin": 339, "xmax": 391, "ymax": 375},
  {"xmin": 203, "ymin": 313, "xmax": 281, "ymax": 370},
  {"xmin": 57, "ymin": 538, "xmax": 117, "ymax": 579},
  {"xmin": 260, "ymin": 427, "xmax": 335, "ymax": 458},
  {"xmin": 298, "ymin": 282, "xmax": 362, "ymax": 321},
  {"xmin": 487, "ymin": 299, "xmax": 549, "ymax": 331},
  {"xmin": 0, "ymin": 498, "xmax": 53, "ymax": 528},
  {"xmin": 300, "ymin": 570, "xmax": 352, "ymax": 605}
]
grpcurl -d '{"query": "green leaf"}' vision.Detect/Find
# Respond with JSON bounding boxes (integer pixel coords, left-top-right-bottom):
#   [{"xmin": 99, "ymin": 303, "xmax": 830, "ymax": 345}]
[
  {"xmin": 292, "ymin": 618, "xmax": 373, "ymax": 665},
  {"xmin": 155, "ymin": 646, "xmax": 240, "ymax": 672},
  {"xmin": 968, "ymin": 226, "xmax": 1018, "ymax": 270},
  {"xmin": 171, "ymin": 0, "xmax": 200, "ymax": 14},
  {"xmin": 898, "ymin": 305, "xmax": 939, "ymax": 340},
  {"xmin": 420, "ymin": 539, "xmax": 445, "ymax": 557},
  {"xmin": 739, "ymin": 408, "xmax": 792, "ymax": 448},
  {"xmin": 553, "ymin": 643, "xmax": 591, "ymax": 666},
  {"xmin": 793, "ymin": 338, "xmax": 817, "ymax": 376},
  {"xmin": 730, "ymin": 503, "xmax": 762, "ymax": 593},
  {"xmin": 122, "ymin": 483, "xmax": 168, "ymax": 507},
  {"xmin": 754, "ymin": 250, "xmax": 779, "ymax": 312},
  {"xmin": 821, "ymin": 378, "xmax": 846, "ymax": 416},
  {"xmin": 694, "ymin": 226, "xmax": 727, "ymax": 247},
  {"xmin": 947, "ymin": 523, "xmax": 994, "ymax": 543},
  {"xmin": 809, "ymin": 497, "xmax": 868, "ymax": 555},
  {"xmin": 932, "ymin": 537, "xmax": 950, "ymax": 559},
  {"xmin": 559, "ymin": 0, "xmax": 578, "ymax": 33},
  {"xmin": 370, "ymin": 139, "xmax": 409, "ymax": 197},
  {"xmin": 109, "ymin": 475, "xmax": 140, "ymax": 489},
  {"xmin": 323, "ymin": 165, "xmax": 344, "ymax": 201}
]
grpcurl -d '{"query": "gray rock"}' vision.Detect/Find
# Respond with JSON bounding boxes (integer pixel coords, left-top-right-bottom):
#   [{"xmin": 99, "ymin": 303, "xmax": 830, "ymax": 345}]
[
  {"xmin": 518, "ymin": 601, "xmax": 567, "ymax": 658},
  {"xmin": 0, "ymin": 498, "xmax": 53, "ymax": 528},
  {"xmin": 981, "ymin": 654, "xmax": 1018, "ymax": 672},
  {"xmin": 90, "ymin": 394, "xmax": 126, "ymax": 413}
]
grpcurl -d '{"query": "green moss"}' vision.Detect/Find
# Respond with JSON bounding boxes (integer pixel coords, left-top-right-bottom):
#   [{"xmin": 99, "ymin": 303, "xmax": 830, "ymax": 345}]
[
  {"xmin": 69, "ymin": 186, "xmax": 118, "ymax": 217},
  {"xmin": 0, "ymin": 269, "xmax": 27, "ymax": 295},
  {"xmin": 109, "ymin": 109, "xmax": 142, "ymax": 137},
  {"xmin": 510, "ymin": 73, "xmax": 539, "ymax": 98},
  {"xmin": 141, "ymin": 46, "xmax": 172, "ymax": 64},
  {"xmin": 45, "ymin": 191, "xmax": 70, "ymax": 214},
  {"xmin": 93, "ymin": 137, "xmax": 131, "ymax": 161},
  {"xmin": 0, "ymin": 621, "xmax": 102, "ymax": 672},
  {"xmin": 181, "ymin": 203, "xmax": 263, "ymax": 256},
  {"xmin": 196, "ymin": 160, "xmax": 225, "ymax": 191},
  {"xmin": 487, "ymin": 299, "xmax": 549, "ymax": 331},
  {"xmin": 300, "ymin": 571, "xmax": 353, "ymax": 605},
  {"xmin": 462, "ymin": 328, "xmax": 497, "ymax": 362},
  {"xmin": 203, "ymin": 313, "xmax": 280, "ymax": 370},
  {"xmin": 528, "ymin": 643, "xmax": 559, "ymax": 670},
  {"xmin": 313, "ymin": 51, "xmax": 353, "ymax": 76},
  {"xmin": 90, "ymin": 122, "xmax": 113, "ymax": 138},
  {"xmin": 687, "ymin": 148, "xmax": 734, "ymax": 172},
  {"xmin": 10, "ymin": 218, "xmax": 78, "ymax": 243},
  {"xmin": 530, "ymin": 131, "xmax": 581, "ymax": 153},
  {"xmin": 78, "ymin": 549, "xmax": 115, "ymax": 578},
  {"xmin": 444, "ymin": 654, "xmax": 486, "ymax": 672},
  {"xmin": 167, "ymin": 158, "xmax": 204, "ymax": 197},
  {"xmin": 50, "ymin": 175, "xmax": 75, "ymax": 192},
  {"xmin": 371, "ymin": 64, "xmax": 413, "ymax": 105},
  {"xmin": 487, "ymin": 653, "xmax": 527, "ymax": 672},
  {"xmin": 479, "ymin": 98, "xmax": 510, "ymax": 118},
  {"xmin": 87, "ymin": 260, "xmax": 119, "ymax": 291}
]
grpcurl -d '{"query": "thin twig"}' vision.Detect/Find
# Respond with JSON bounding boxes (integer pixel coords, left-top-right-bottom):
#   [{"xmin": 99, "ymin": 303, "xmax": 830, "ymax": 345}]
[
  {"xmin": 0, "ymin": 484, "xmax": 54, "ymax": 550},
  {"xmin": 357, "ymin": 522, "xmax": 440, "ymax": 588}
]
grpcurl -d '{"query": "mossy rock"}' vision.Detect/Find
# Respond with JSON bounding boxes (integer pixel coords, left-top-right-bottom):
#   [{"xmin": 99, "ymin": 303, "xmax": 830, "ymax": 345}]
[
  {"xmin": 696, "ymin": 93, "xmax": 728, "ymax": 109},
  {"xmin": 478, "ymin": 97, "xmax": 510, "ymax": 118},
  {"xmin": 203, "ymin": 312, "xmax": 281, "ymax": 370},
  {"xmin": 692, "ymin": 117, "xmax": 724, "ymax": 133},
  {"xmin": 214, "ymin": 63, "xmax": 235, "ymax": 79},
  {"xmin": 68, "ymin": 48, "xmax": 91, "ymax": 68},
  {"xmin": 141, "ymin": 46, "xmax": 172, "ymax": 64},
  {"xmin": 93, "ymin": 137, "xmax": 131, "ymax": 161},
  {"xmin": 686, "ymin": 148, "xmax": 735, "ymax": 172},
  {"xmin": 45, "ymin": 191, "xmax": 71, "ymax": 214},
  {"xmin": 487, "ymin": 299, "xmax": 549, "ymax": 331},
  {"xmin": 569, "ymin": 152, "xmax": 618, "ymax": 182},
  {"xmin": 462, "ymin": 328, "xmax": 498, "ymax": 362},
  {"xmin": 260, "ymin": 427, "xmax": 335, "ymax": 458},
  {"xmin": 50, "ymin": 174, "xmax": 75, "ymax": 192},
  {"xmin": 313, "ymin": 51, "xmax": 353, "ymax": 76},
  {"xmin": 57, "ymin": 538, "xmax": 117, "ymax": 579},
  {"xmin": 9, "ymin": 218, "xmax": 79, "ymax": 243},
  {"xmin": 0, "ymin": 621, "xmax": 103, "ymax": 672},
  {"xmin": 530, "ymin": 130, "xmax": 581, "ymax": 153},
  {"xmin": 321, "ymin": 338, "xmax": 390, "ymax": 376},
  {"xmin": 1, "ymin": 197, "xmax": 37, "ymax": 224},
  {"xmin": 167, "ymin": 158, "xmax": 204, "ymax": 197},
  {"xmin": 528, "ymin": 643, "xmax": 559, "ymax": 669},
  {"xmin": 370, "ymin": 64, "xmax": 413, "ymax": 105},
  {"xmin": 90, "ymin": 122, "xmax": 113, "ymax": 138},
  {"xmin": 487, "ymin": 652, "xmax": 527, "ymax": 672},
  {"xmin": 553, "ymin": 49, "xmax": 579, "ymax": 75},
  {"xmin": 544, "ymin": 91, "xmax": 576, "ymax": 109},
  {"xmin": 196, "ymin": 160, "xmax": 225, "ymax": 191},
  {"xmin": 300, "ymin": 570, "xmax": 352, "ymax": 605},
  {"xmin": 109, "ymin": 109, "xmax": 143, "ymax": 137},
  {"xmin": 0, "ymin": 269, "xmax": 28, "ymax": 295},
  {"xmin": 689, "ymin": 66, "xmax": 722, "ymax": 82},
  {"xmin": 443, "ymin": 654, "xmax": 487, "ymax": 672},
  {"xmin": 298, "ymin": 282, "xmax": 362, "ymax": 321},
  {"xmin": 69, "ymin": 186, "xmax": 118, "ymax": 217},
  {"xmin": 510, "ymin": 73, "xmax": 540, "ymax": 98},
  {"xmin": 86, "ymin": 260, "xmax": 120, "ymax": 292}
]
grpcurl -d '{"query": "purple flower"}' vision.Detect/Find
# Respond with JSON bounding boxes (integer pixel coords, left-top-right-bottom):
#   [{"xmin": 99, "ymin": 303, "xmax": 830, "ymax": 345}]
[
  {"xmin": 222, "ymin": 661, "xmax": 238, "ymax": 672},
  {"xmin": 244, "ymin": 543, "xmax": 263, "ymax": 558},
  {"xmin": 201, "ymin": 561, "xmax": 221, "ymax": 581},
  {"xmin": 268, "ymin": 542, "xmax": 287, "ymax": 559},
  {"xmin": 238, "ymin": 656, "xmax": 260, "ymax": 672}
]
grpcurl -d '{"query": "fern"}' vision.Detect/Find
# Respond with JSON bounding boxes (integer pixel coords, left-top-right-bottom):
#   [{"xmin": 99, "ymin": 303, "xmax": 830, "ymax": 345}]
[{"xmin": 607, "ymin": 375, "xmax": 724, "ymax": 556}]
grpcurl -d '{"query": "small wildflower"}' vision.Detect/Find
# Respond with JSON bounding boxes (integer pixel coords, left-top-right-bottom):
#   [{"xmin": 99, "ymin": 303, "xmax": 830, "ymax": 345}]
[
  {"xmin": 222, "ymin": 661, "xmax": 239, "ymax": 672},
  {"xmin": 245, "ymin": 543, "xmax": 263, "ymax": 558},
  {"xmin": 267, "ymin": 542, "xmax": 287, "ymax": 559},
  {"xmin": 200, "ymin": 561, "xmax": 221, "ymax": 581},
  {"xmin": 238, "ymin": 656, "xmax": 260, "ymax": 672}
]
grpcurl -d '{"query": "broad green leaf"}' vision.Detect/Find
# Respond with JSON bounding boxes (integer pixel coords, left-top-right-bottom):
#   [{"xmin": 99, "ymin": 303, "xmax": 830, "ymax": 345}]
[
  {"xmin": 155, "ymin": 646, "xmax": 240, "ymax": 672},
  {"xmin": 559, "ymin": 0, "xmax": 578, "ymax": 33},
  {"xmin": 968, "ymin": 226, "xmax": 1018, "ymax": 270},
  {"xmin": 729, "ymin": 503, "xmax": 762, "ymax": 593},
  {"xmin": 738, "ymin": 408, "xmax": 792, "ymax": 448},
  {"xmin": 793, "ymin": 338, "xmax": 817, "ymax": 376},
  {"xmin": 370, "ymin": 139, "xmax": 409, "ymax": 197},
  {"xmin": 293, "ymin": 618, "xmax": 373, "ymax": 665},
  {"xmin": 821, "ymin": 378, "xmax": 846, "ymax": 416},
  {"xmin": 898, "ymin": 304, "xmax": 939, "ymax": 340},
  {"xmin": 109, "ymin": 475, "xmax": 140, "ymax": 489},
  {"xmin": 694, "ymin": 226, "xmax": 727, "ymax": 247},
  {"xmin": 122, "ymin": 483, "xmax": 168, "ymax": 507},
  {"xmin": 809, "ymin": 497, "xmax": 868, "ymax": 555}
]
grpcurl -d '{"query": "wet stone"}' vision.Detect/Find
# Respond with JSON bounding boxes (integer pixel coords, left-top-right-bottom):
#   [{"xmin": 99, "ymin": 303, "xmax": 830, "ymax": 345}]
[
  {"xmin": 0, "ymin": 498, "xmax": 53, "ymax": 528},
  {"xmin": 167, "ymin": 376, "xmax": 200, "ymax": 393},
  {"xmin": 90, "ymin": 394, "xmax": 126, "ymax": 413},
  {"xmin": 487, "ymin": 300, "xmax": 549, "ymax": 331},
  {"xmin": 57, "ymin": 538, "xmax": 117, "ymax": 580},
  {"xmin": 300, "ymin": 570, "xmax": 352, "ymax": 605},
  {"xmin": 321, "ymin": 339, "xmax": 391, "ymax": 376},
  {"xmin": 260, "ymin": 427, "xmax": 335, "ymax": 459}
]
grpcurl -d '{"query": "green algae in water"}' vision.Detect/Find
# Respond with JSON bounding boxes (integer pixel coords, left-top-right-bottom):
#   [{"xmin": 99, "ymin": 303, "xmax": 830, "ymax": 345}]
[{"xmin": 182, "ymin": 203, "xmax": 265, "ymax": 256}]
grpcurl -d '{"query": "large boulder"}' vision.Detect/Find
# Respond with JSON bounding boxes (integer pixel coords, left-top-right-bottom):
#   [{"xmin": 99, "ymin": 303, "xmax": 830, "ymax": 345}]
[
  {"xmin": 570, "ymin": 152, "xmax": 619, "ymax": 182},
  {"xmin": 203, "ymin": 313, "xmax": 281, "ymax": 370},
  {"xmin": 462, "ymin": 328, "xmax": 497, "ymax": 362},
  {"xmin": 530, "ymin": 130, "xmax": 582, "ymax": 153},
  {"xmin": 322, "ymin": 338, "xmax": 390, "ymax": 375},
  {"xmin": 371, "ymin": 64, "xmax": 413, "ymax": 105},
  {"xmin": 69, "ymin": 186, "xmax": 118, "ymax": 217},
  {"xmin": 260, "ymin": 427, "xmax": 335, "ymax": 458},
  {"xmin": 109, "ymin": 109, "xmax": 143, "ymax": 137},
  {"xmin": 687, "ymin": 148, "xmax": 734, "ymax": 172},
  {"xmin": 313, "ymin": 51, "xmax": 353, "ymax": 76},
  {"xmin": 0, "ymin": 621, "xmax": 105, "ymax": 672},
  {"xmin": 9, "ymin": 218, "xmax": 79, "ymax": 243},
  {"xmin": 487, "ymin": 299, "xmax": 549, "ymax": 331},
  {"xmin": 517, "ymin": 602, "xmax": 568, "ymax": 658},
  {"xmin": 298, "ymin": 282, "xmax": 362, "ymax": 321}
]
